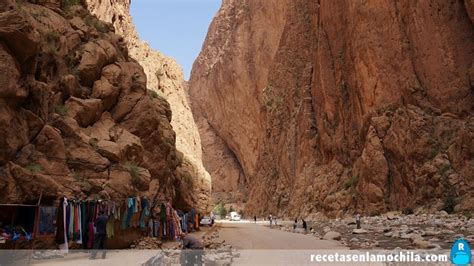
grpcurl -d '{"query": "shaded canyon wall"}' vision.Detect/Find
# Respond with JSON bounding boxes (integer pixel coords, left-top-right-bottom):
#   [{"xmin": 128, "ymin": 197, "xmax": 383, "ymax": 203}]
[
  {"xmin": 190, "ymin": 0, "xmax": 474, "ymax": 217},
  {"xmin": 0, "ymin": 0, "xmax": 207, "ymax": 217},
  {"xmin": 85, "ymin": 0, "xmax": 211, "ymax": 211}
]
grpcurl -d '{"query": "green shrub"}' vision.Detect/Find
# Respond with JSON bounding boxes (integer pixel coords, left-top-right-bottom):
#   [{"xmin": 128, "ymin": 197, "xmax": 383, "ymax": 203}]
[
  {"xmin": 148, "ymin": 89, "xmax": 159, "ymax": 99},
  {"xmin": 55, "ymin": 104, "xmax": 68, "ymax": 116},
  {"xmin": 402, "ymin": 207, "xmax": 414, "ymax": 215},
  {"xmin": 155, "ymin": 67, "xmax": 164, "ymax": 78},
  {"xmin": 125, "ymin": 161, "xmax": 140, "ymax": 187},
  {"xmin": 84, "ymin": 15, "xmax": 108, "ymax": 33},
  {"xmin": 262, "ymin": 83, "xmax": 283, "ymax": 113},
  {"xmin": 43, "ymin": 30, "xmax": 60, "ymax": 54},
  {"xmin": 442, "ymin": 193, "xmax": 456, "ymax": 214},
  {"xmin": 72, "ymin": 170, "xmax": 82, "ymax": 180},
  {"xmin": 80, "ymin": 181, "xmax": 92, "ymax": 192},
  {"xmin": 344, "ymin": 175, "xmax": 359, "ymax": 189},
  {"xmin": 428, "ymin": 143, "xmax": 441, "ymax": 159},
  {"xmin": 182, "ymin": 173, "xmax": 193, "ymax": 185},
  {"xmin": 61, "ymin": 0, "xmax": 81, "ymax": 11},
  {"xmin": 89, "ymin": 138, "xmax": 98, "ymax": 149},
  {"xmin": 213, "ymin": 201, "xmax": 227, "ymax": 218},
  {"xmin": 31, "ymin": 9, "xmax": 47, "ymax": 19},
  {"xmin": 44, "ymin": 31, "xmax": 60, "ymax": 44},
  {"xmin": 438, "ymin": 164, "xmax": 451, "ymax": 176},
  {"xmin": 25, "ymin": 163, "xmax": 42, "ymax": 174},
  {"xmin": 265, "ymin": 99, "xmax": 273, "ymax": 109}
]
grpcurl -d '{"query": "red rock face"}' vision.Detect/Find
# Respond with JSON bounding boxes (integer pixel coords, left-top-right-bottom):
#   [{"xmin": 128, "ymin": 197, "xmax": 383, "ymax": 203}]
[
  {"xmin": 85, "ymin": 0, "xmax": 212, "ymax": 211},
  {"xmin": 190, "ymin": 0, "xmax": 474, "ymax": 216},
  {"xmin": 0, "ymin": 1, "xmax": 203, "ymax": 216}
]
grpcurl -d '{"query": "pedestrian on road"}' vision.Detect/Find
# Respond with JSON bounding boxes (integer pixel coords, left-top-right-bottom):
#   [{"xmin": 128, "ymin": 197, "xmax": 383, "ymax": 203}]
[
  {"xmin": 269, "ymin": 214, "xmax": 273, "ymax": 228},
  {"xmin": 179, "ymin": 232, "xmax": 204, "ymax": 266},
  {"xmin": 90, "ymin": 211, "xmax": 108, "ymax": 259},
  {"xmin": 254, "ymin": 215, "xmax": 257, "ymax": 223},
  {"xmin": 355, "ymin": 212, "xmax": 361, "ymax": 229},
  {"xmin": 302, "ymin": 219, "xmax": 307, "ymax": 232}
]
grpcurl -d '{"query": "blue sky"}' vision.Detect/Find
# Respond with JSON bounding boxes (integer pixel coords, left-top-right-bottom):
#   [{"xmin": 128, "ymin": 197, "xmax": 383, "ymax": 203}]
[{"xmin": 130, "ymin": 0, "xmax": 221, "ymax": 80}]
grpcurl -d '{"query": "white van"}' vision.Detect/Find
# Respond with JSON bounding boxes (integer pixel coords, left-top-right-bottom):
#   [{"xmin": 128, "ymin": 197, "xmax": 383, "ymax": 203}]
[{"xmin": 229, "ymin": 211, "xmax": 241, "ymax": 221}]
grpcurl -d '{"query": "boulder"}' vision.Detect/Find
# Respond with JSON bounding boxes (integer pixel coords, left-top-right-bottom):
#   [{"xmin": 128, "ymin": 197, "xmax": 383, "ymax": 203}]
[
  {"xmin": 52, "ymin": 115, "xmax": 90, "ymax": 143},
  {"xmin": 36, "ymin": 0, "xmax": 60, "ymax": 9},
  {"xmin": 438, "ymin": 210, "xmax": 449, "ymax": 217},
  {"xmin": 0, "ymin": 44, "xmax": 25, "ymax": 99},
  {"xmin": 77, "ymin": 40, "xmax": 117, "ymax": 86},
  {"xmin": 409, "ymin": 234, "xmax": 423, "ymax": 241},
  {"xmin": 8, "ymin": 162, "xmax": 62, "ymax": 201},
  {"xmin": 69, "ymin": 17, "xmax": 89, "ymax": 33},
  {"xmin": 65, "ymin": 139, "xmax": 110, "ymax": 171},
  {"xmin": 65, "ymin": 97, "xmax": 103, "ymax": 127},
  {"xmin": 88, "ymin": 112, "xmax": 115, "ymax": 141},
  {"xmin": 421, "ymin": 229, "xmax": 440, "ymax": 237},
  {"xmin": 59, "ymin": 74, "xmax": 87, "ymax": 99},
  {"xmin": 92, "ymin": 77, "xmax": 119, "ymax": 110},
  {"xmin": 323, "ymin": 231, "xmax": 342, "ymax": 240},
  {"xmin": 134, "ymin": 167, "xmax": 151, "ymax": 191},
  {"xmin": 0, "ymin": 10, "xmax": 40, "ymax": 64},
  {"xmin": 33, "ymin": 125, "xmax": 66, "ymax": 159},
  {"xmin": 111, "ymin": 91, "xmax": 143, "ymax": 122},
  {"xmin": 101, "ymin": 63, "xmax": 122, "ymax": 86},
  {"xmin": 96, "ymin": 140, "xmax": 120, "ymax": 162},
  {"xmin": 111, "ymin": 126, "xmax": 144, "ymax": 164},
  {"xmin": 412, "ymin": 238, "xmax": 436, "ymax": 249},
  {"xmin": 105, "ymin": 168, "xmax": 134, "ymax": 199},
  {"xmin": 352, "ymin": 228, "xmax": 368, "ymax": 234},
  {"xmin": 0, "ymin": 105, "xmax": 44, "ymax": 164}
]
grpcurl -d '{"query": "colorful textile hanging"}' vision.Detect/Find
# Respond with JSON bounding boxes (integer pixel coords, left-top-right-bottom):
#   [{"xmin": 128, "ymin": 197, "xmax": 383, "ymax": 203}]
[{"xmin": 39, "ymin": 207, "xmax": 57, "ymax": 235}]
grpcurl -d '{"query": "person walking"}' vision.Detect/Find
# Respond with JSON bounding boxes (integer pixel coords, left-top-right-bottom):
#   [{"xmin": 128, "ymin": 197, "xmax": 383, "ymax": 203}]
[
  {"xmin": 90, "ymin": 211, "xmax": 108, "ymax": 259},
  {"xmin": 302, "ymin": 219, "xmax": 307, "ymax": 232},
  {"xmin": 180, "ymin": 233, "xmax": 204, "ymax": 266},
  {"xmin": 269, "ymin": 214, "xmax": 273, "ymax": 228},
  {"xmin": 254, "ymin": 215, "xmax": 257, "ymax": 223},
  {"xmin": 356, "ymin": 212, "xmax": 361, "ymax": 229}
]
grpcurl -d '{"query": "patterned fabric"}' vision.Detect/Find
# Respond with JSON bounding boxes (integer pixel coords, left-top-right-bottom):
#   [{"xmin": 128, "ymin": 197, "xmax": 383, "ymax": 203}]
[
  {"xmin": 39, "ymin": 207, "xmax": 57, "ymax": 235},
  {"xmin": 106, "ymin": 220, "xmax": 114, "ymax": 239}
]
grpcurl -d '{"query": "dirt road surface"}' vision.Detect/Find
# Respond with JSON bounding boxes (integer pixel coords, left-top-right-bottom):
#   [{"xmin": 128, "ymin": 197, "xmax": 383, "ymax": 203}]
[
  {"xmin": 213, "ymin": 221, "xmax": 361, "ymax": 265},
  {"xmin": 28, "ymin": 222, "xmax": 388, "ymax": 265},
  {"xmin": 216, "ymin": 221, "xmax": 343, "ymax": 249}
]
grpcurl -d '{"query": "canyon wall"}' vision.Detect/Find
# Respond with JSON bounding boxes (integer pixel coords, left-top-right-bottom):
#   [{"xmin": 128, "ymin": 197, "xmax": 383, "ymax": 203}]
[
  {"xmin": 190, "ymin": 0, "xmax": 474, "ymax": 217},
  {"xmin": 85, "ymin": 0, "xmax": 211, "ymax": 211},
  {"xmin": 190, "ymin": 0, "xmax": 287, "ymax": 207},
  {"xmin": 0, "ymin": 0, "xmax": 207, "ymax": 218}
]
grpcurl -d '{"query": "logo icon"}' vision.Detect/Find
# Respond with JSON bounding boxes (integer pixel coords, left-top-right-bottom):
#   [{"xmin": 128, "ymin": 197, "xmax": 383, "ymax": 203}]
[{"xmin": 450, "ymin": 238, "xmax": 471, "ymax": 265}]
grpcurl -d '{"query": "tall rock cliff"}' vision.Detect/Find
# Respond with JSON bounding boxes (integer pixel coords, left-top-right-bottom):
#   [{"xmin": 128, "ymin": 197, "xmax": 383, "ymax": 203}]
[
  {"xmin": 190, "ymin": 0, "xmax": 474, "ymax": 217},
  {"xmin": 85, "ymin": 0, "xmax": 211, "ymax": 211},
  {"xmin": 0, "ymin": 0, "xmax": 207, "ymax": 222}
]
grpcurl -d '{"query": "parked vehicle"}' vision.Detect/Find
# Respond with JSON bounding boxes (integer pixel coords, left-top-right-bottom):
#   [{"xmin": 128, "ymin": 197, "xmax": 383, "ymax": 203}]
[
  {"xmin": 200, "ymin": 216, "xmax": 213, "ymax": 226},
  {"xmin": 229, "ymin": 211, "xmax": 241, "ymax": 221}
]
